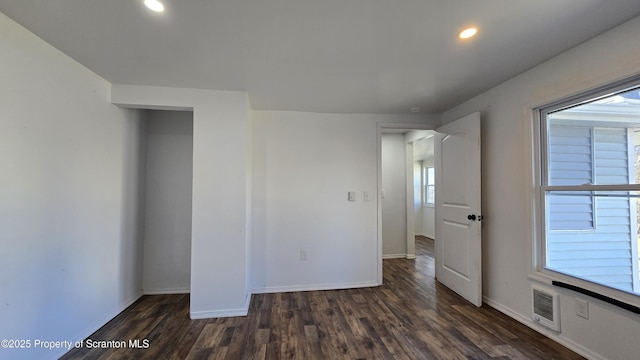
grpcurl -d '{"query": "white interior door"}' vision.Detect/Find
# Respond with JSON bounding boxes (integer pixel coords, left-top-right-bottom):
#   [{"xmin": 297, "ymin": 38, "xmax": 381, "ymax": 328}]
[{"xmin": 435, "ymin": 112, "xmax": 482, "ymax": 306}]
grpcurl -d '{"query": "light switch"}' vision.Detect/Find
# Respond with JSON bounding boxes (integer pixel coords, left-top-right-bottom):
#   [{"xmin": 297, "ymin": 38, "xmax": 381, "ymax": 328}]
[
  {"xmin": 363, "ymin": 191, "xmax": 370, "ymax": 201},
  {"xmin": 348, "ymin": 191, "xmax": 356, "ymax": 201}
]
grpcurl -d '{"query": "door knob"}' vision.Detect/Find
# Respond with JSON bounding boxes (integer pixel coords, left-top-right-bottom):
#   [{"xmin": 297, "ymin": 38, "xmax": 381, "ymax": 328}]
[{"xmin": 467, "ymin": 214, "xmax": 476, "ymax": 221}]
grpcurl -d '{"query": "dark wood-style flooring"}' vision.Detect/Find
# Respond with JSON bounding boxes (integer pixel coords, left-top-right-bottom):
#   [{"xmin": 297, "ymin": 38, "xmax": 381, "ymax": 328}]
[{"xmin": 61, "ymin": 236, "xmax": 583, "ymax": 359}]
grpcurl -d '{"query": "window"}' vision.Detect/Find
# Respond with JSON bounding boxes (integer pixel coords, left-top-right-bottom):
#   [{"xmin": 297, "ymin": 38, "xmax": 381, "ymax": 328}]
[
  {"xmin": 536, "ymin": 79, "xmax": 640, "ymax": 299},
  {"xmin": 423, "ymin": 166, "xmax": 435, "ymax": 206}
]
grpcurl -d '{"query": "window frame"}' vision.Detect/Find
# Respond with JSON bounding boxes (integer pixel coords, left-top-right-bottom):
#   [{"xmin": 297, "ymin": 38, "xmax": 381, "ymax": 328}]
[
  {"xmin": 423, "ymin": 165, "xmax": 435, "ymax": 207},
  {"xmin": 533, "ymin": 75, "xmax": 640, "ymax": 306}
]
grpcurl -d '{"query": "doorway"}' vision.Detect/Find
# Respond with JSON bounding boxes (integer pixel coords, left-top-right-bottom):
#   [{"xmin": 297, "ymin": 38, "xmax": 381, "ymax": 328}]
[
  {"xmin": 378, "ymin": 115, "xmax": 482, "ymax": 306},
  {"xmin": 377, "ymin": 123, "xmax": 436, "ymax": 284},
  {"xmin": 413, "ymin": 135, "xmax": 436, "ymax": 241},
  {"xmin": 381, "ymin": 131, "xmax": 435, "ymax": 260}
]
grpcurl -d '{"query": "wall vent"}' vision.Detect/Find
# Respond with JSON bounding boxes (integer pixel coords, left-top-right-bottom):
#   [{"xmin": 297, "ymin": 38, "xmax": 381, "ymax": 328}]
[{"xmin": 531, "ymin": 285, "xmax": 560, "ymax": 331}]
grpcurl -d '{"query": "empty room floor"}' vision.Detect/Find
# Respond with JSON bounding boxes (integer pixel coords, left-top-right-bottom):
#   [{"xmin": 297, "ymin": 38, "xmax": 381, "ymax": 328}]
[{"xmin": 61, "ymin": 237, "xmax": 583, "ymax": 359}]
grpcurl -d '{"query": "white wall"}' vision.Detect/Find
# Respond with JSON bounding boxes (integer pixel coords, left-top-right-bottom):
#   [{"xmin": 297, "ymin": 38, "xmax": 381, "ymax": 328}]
[
  {"xmin": 442, "ymin": 15, "xmax": 640, "ymax": 360},
  {"xmin": 382, "ymin": 134, "xmax": 407, "ymax": 258},
  {"xmin": 111, "ymin": 84, "xmax": 252, "ymax": 319},
  {"xmin": 422, "ymin": 205, "xmax": 435, "ymax": 239},
  {"xmin": 0, "ymin": 13, "xmax": 146, "ymax": 360},
  {"xmin": 251, "ymin": 111, "xmax": 439, "ymax": 292},
  {"xmin": 142, "ymin": 110, "xmax": 193, "ymax": 294}
]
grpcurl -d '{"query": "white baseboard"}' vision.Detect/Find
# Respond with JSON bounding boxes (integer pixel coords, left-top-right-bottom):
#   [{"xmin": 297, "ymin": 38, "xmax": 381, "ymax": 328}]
[
  {"xmin": 382, "ymin": 253, "xmax": 415, "ymax": 259},
  {"xmin": 189, "ymin": 293, "xmax": 252, "ymax": 320},
  {"xmin": 51, "ymin": 291, "xmax": 143, "ymax": 360},
  {"xmin": 483, "ymin": 296, "xmax": 604, "ymax": 360},
  {"xmin": 190, "ymin": 308, "xmax": 247, "ymax": 319},
  {"xmin": 143, "ymin": 287, "xmax": 190, "ymax": 295},
  {"xmin": 383, "ymin": 253, "xmax": 407, "ymax": 259},
  {"xmin": 245, "ymin": 292, "xmax": 252, "ymax": 314},
  {"xmin": 190, "ymin": 293, "xmax": 251, "ymax": 320},
  {"xmin": 252, "ymin": 280, "xmax": 379, "ymax": 294}
]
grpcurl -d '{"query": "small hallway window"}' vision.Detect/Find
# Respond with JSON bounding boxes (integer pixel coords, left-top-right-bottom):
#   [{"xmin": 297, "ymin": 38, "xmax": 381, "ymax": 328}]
[{"xmin": 424, "ymin": 166, "xmax": 435, "ymax": 206}]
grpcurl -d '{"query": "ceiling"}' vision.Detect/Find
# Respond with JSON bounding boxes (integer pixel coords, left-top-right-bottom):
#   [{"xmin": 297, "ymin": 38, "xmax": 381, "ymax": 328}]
[{"xmin": 2, "ymin": 1, "xmax": 640, "ymax": 114}]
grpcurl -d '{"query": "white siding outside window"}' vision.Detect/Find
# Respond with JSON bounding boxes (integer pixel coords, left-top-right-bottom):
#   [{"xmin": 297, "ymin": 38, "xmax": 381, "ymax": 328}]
[
  {"xmin": 547, "ymin": 126, "xmax": 594, "ymax": 230},
  {"xmin": 547, "ymin": 126, "xmax": 637, "ymax": 292}
]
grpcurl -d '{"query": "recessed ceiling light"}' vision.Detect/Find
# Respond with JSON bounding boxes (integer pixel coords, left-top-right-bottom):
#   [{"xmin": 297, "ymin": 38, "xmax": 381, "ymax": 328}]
[
  {"xmin": 144, "ymin": 0, "xmax": 165, "ymax": 12},
  {"xmin": 459, "ymin": 27, "xmax": 478, "ymax": 39}
]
